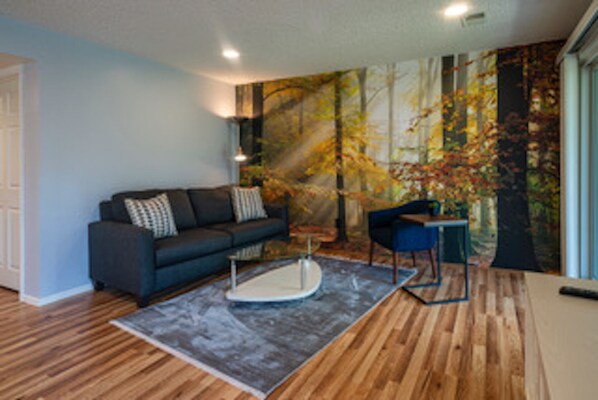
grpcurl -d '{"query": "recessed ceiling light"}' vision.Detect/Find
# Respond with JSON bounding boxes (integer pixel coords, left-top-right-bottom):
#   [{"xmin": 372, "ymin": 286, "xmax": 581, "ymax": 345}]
[
  {"xmin": 222, "ymin": 49, "xmax": 240, "ymax": 59},
  {"xmin": 444, "ymin": 3, "xmax": 469, "ymax": 18}
]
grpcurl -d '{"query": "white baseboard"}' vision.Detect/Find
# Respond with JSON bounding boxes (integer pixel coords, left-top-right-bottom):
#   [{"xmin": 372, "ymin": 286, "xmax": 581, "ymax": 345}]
[{"xmin": 20, "ymin": 283, "xmax": 93, "ymax": 307}]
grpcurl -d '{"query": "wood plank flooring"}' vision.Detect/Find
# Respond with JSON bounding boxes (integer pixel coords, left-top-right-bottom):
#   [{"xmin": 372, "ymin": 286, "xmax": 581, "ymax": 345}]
[{"xmin": 0, "ymin": 252, "xmax": 526, "ymax": 399}]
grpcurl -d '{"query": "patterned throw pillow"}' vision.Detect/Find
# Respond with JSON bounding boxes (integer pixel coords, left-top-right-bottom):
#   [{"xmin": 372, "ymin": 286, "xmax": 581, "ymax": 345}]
[
  {"xmin": 231, "ymin": 186, "xmax": 268, "ymax": 223},
  {"xmin": 124, "ymin": 193, "xmax": 178, "ymax": 239}
]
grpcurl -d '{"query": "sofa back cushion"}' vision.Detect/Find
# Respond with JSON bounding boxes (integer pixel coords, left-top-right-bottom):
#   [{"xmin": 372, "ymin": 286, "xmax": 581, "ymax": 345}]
[
  {"xmin": 99, "ymin": 201, "xmax": 113, "ymax": 221},
  {"xmin": 188, "ymin": 187, "xmax": 234, "ymax": 226},
  {"xmin": 111, "ymin": 189, "xmax": 197, "ymax": 230}
]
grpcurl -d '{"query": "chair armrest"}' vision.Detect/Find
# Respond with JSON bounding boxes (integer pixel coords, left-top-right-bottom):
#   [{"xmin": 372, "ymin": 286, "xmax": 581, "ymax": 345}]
[
  {"xmin": 88, "ymin": 221, "xmax": 155, "ymax": 298},
  {"xmin": 264, "ymin": 203, "xmax": 289, "ymax": 236}
]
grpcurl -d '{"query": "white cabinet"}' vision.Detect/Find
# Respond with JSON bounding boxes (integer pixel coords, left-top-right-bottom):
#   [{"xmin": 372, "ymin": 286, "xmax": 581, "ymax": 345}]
[{"xmin": 525, "ymin": 273, "xmax": 598, "ymax": 400}]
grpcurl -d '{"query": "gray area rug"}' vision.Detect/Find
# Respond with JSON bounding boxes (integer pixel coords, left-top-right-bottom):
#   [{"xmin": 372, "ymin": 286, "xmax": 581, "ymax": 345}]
[{"xmin": 113, "ymin": 255, "xmax": 415, "ymax": 398}]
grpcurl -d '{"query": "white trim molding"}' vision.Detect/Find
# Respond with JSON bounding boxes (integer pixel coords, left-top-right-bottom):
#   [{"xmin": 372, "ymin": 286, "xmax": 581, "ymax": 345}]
[
  {"xmin": 560, "ymin": 55, "xmax": 581, "ymax": 278},
  {"xmin": 558, "ymin": 1, "xmax": 598, "ymax": 279},
  {"xmin": 20, "ymin": 283, "xmax": 93, "ymax": 307},
  {"xmin": 579, "ymin": 66, "xmax": 592, "ymax": 279},
  {"xmin": 558, "ymin": 0, "xmax": 598, "ymax": 63}
]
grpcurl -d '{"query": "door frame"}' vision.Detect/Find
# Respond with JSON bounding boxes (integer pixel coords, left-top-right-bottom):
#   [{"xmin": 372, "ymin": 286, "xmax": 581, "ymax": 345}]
[{"xmin": 0, "ymin": 64, "xmax": 25, "ymax": 294}]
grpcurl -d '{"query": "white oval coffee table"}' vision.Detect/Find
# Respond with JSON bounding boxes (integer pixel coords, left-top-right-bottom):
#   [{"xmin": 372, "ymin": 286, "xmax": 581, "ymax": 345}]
[{"xmin": 225, "ymin": 235, "xmax": 322, "ymax": 303}]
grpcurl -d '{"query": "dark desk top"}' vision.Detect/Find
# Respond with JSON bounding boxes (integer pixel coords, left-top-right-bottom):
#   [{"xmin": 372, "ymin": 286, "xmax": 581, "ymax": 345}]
[{"xmin": 400, "ymin": 214, "xmax": 468, "ymax": 228}]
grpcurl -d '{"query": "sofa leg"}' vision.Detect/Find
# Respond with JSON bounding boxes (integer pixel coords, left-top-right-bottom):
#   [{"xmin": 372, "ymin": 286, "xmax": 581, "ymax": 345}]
[
  {"xmin": 369, "ymin": 240, "xmax": 375, "ymax": 266},
  {"xmin": 136, "ymin": 296, "xmax": 150, "ymax": 308},
  {"xmin": 92, "ymin": 280, "xmax": 105, "ymax": 291},
  {"xmin": 393, "ymin": 252, "xmax": 398, "ymax": 284},
  {"xmin": 411, "ymin": 251, "xmax": 417, "ymax": 268}
]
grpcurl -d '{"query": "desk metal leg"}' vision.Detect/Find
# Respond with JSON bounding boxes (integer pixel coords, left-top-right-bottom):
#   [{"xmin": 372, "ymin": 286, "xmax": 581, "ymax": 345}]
[
  {"xmin": 437, "ymin": 230, "xmax": 442, "ymax": 285},
  {"xmin": 463, "ymin": 224, "xmax": 469, "ymax": 301},
  {"xmin": 402, "ymin": 224, "xmax": 470, "ymax": 305},
  {"xmin": 402, "ymin": 229, "xmax": 442, "ymax": 292}
]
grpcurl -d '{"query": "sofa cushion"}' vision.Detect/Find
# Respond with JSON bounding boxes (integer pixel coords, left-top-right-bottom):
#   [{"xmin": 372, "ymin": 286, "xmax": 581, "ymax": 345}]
[
  {"xmin": 188, "ymin": 188, "xmax": 234, "ymax": 226},
  {"xmin": 154, "ymin": 250, "xmax": 230, "ymax": 292},
  {"xmin": 209, "ymin": 218, "xmax": 286, "ymax": 247},
  {"xmin": 154, "ymin": 228, "xmax": 232, "ymax": 267},
  {"xmin": 112, "ymin": 189, "xmax": 197, "ymax": 230}
]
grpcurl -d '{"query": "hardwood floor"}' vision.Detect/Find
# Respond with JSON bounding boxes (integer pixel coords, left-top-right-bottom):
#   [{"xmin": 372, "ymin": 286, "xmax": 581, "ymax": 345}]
[{"xmin": 0, "ymin": 254, "xmax": 526, "ymax": 399}]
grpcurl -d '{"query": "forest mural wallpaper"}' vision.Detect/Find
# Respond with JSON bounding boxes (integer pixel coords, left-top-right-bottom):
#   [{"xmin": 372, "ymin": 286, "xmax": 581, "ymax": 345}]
[{"xmin": 236, "ymin": 40, "xmax": 562, "ymax": 273}]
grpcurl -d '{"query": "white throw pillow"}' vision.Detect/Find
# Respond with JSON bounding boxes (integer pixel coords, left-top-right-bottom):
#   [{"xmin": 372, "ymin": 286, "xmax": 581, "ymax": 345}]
[
  {"xmin": 231, "ymin": 186, "xmax": 268, "ymax": 223},
  {"xmin": 124, "ymin": 193, "xmax": 178, "ymax": 239}
]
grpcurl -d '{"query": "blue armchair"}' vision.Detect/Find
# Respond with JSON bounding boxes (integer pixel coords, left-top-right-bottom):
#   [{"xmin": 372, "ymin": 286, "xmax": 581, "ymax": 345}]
[{"xmin": 368, "ymin": 200, "xmax": 440, "ymax": 283}]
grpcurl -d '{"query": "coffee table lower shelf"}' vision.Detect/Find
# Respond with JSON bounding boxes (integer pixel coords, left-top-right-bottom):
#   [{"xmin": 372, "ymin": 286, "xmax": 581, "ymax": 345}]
[{"xmin": 225, "ymin": 259, "xmax": 322, "ymax": 302}]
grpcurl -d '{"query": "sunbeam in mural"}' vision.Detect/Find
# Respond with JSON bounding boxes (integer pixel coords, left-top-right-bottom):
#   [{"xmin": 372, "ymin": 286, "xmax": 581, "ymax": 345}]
[{"xmin": 236, "ymin": 40, "xmax": 562, "ymax": 273}]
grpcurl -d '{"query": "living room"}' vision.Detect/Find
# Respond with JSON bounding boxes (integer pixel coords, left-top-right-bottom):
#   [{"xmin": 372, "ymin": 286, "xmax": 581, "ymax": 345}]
[{"xmin": 0, "ymin": 0, "xmax": 597, "ymax": 399}]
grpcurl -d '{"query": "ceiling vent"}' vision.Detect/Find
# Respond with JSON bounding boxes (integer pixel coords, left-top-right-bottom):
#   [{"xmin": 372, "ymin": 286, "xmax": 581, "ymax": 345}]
[{"xmin": 461, "ymin": 12, "xmax": 486, "ymax": 28}]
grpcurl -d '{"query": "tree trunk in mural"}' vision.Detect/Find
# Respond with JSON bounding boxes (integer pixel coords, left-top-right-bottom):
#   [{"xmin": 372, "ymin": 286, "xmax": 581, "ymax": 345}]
[
  {"xmin": 442, "ymin": 54, "xmax": 469, "ymax": 262},
  {"xmin": 442, "ymin": 55, "xmax": 456, "ymax": 148},
  {"xmin": 477, "ymin": 55, "xmax": 492, "ymax": 236},
  {"xmin": 357, "ymin": 68, "xmax": 368, "ymax": 229},
  {"xmin": 357, "ymin": 68, "xmax": 368, "ymax": 193},
  {"xmin": 419, "ymin": 57, "xmax": 438, "ymax": 197},
  {"xmin": 527, "ymin": 43, "xmax": 559, "ymax": 261},
  {"xmin": 492, "ymin": 49, "xmax": 539, "ymax": 271},
  {"xmin": 387, "ymin": 64, "xmax": 396, "ymax": 201},
  {"xmin": 334, "ymin": 72, "xmax": 348, "ymax": 242},
  {"xmin": 455, "ymin": 54, "xmax": 468, "ymax": 145},
  {"xmin": 417, "ymin": 59, "xmax": 426, "ymax": 197},
  {"xmin": 251, "ymin": 82, "xmax": 264, "ymax": 167},
  {"xmin": 298, "ymin": 90, "xmax": 304, "ymax": 136}
]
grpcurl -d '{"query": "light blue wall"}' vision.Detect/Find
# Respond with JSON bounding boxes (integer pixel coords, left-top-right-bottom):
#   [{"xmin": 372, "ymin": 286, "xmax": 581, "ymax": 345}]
[{"xmin": 0, "ymin": 17, "xmax": 235, "ymax": 299}]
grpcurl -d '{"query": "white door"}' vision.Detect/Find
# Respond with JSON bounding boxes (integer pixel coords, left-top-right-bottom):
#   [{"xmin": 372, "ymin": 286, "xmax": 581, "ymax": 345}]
[{"xmin": 0, "ymin": 70, "xmax": 20, "ymax": 291}]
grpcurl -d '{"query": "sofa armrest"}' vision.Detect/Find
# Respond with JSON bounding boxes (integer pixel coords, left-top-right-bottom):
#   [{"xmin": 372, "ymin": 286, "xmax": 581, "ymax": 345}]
[
  {"xmin": 264, "ymin": 203, "xmax": 289, "ymax": 236},
  {"xmin": 88, "ymin": 221, "xmax": 156, "ymax": 298}
]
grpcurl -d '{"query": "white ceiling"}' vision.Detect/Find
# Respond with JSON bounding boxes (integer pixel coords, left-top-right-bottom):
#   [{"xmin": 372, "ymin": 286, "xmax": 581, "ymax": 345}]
[{"xmin": 0, "ymin": 0, "xmax": 592, "ymax": 84}]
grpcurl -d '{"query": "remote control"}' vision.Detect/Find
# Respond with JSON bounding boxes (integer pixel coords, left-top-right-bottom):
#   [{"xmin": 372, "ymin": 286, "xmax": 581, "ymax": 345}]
[{"xmin": 559, "ymin": 286, "xmax": 598, "ymax": 301}]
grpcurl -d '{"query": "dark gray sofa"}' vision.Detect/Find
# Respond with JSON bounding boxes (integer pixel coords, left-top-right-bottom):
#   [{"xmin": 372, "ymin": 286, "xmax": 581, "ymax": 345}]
[{"xmin": 88, "ymin": 186, "xmax": 289, "ymax": 307}]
